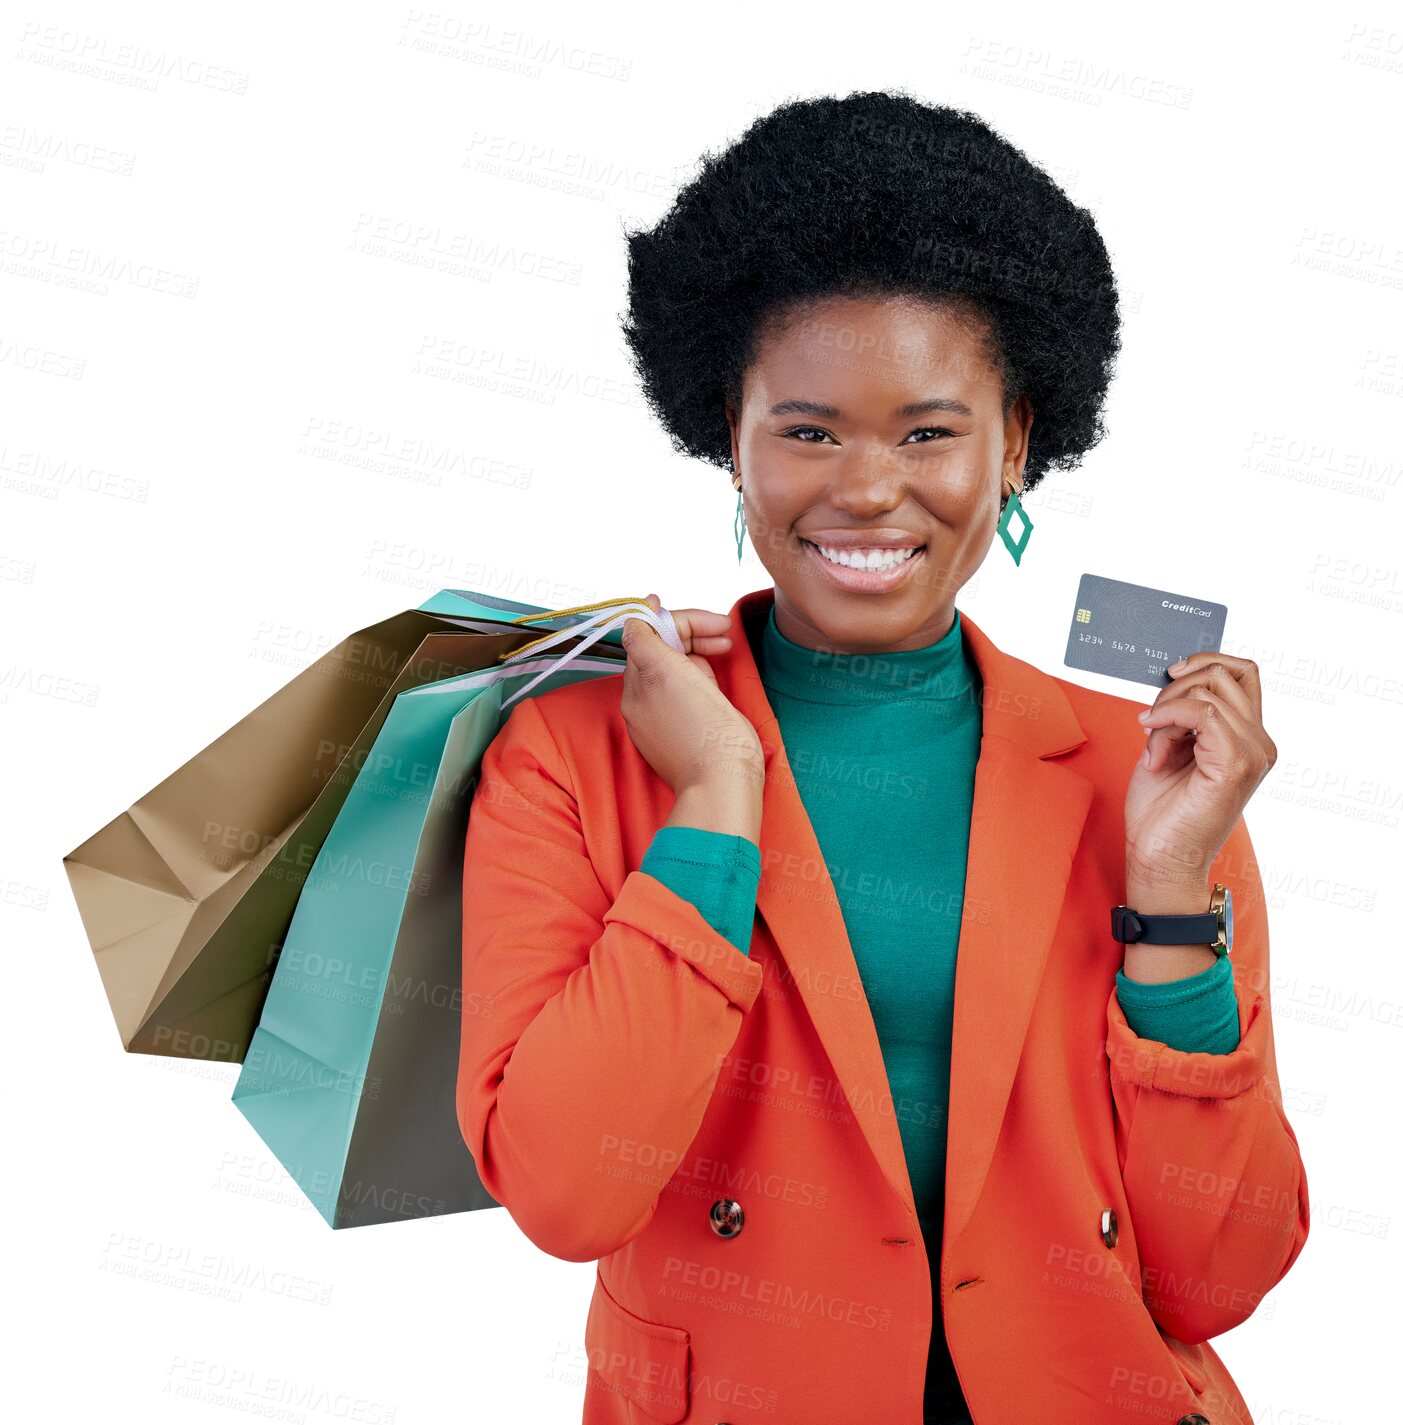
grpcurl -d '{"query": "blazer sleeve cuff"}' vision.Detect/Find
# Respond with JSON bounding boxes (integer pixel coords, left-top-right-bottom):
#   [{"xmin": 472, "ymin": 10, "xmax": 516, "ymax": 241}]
[{"xmin": 604, "ymin": 867, "xmax": 766, "ymax": 1013}]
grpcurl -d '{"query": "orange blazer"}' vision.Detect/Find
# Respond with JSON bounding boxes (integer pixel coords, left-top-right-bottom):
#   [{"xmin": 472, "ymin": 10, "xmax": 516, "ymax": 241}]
[{"xmin": 458, "ymin": 584, "xmax": 1310, "ymax": 1425}]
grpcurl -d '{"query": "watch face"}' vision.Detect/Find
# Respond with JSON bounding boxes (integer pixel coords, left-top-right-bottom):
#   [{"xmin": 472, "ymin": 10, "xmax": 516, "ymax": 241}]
[{"xmin": 1224, "ymin": 887, "xmax": 1233, "ymax": 952}]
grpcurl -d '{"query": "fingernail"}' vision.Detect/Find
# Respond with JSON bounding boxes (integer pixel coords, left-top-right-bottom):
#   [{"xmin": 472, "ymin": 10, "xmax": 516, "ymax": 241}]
[
  {"xmin": 1137, "ymin": 708, "xmax": 1151, "ymax": 721},
  {"xmin": 1168, "ymin": 658, "xmax": 1188, "ymax": 673}
]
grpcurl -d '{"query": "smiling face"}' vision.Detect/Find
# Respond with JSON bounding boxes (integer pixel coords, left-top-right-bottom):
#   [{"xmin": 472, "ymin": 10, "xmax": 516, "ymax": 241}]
[{"xmin": 725, "ymin": 294, "xmax": 1034, "ymax": 655}]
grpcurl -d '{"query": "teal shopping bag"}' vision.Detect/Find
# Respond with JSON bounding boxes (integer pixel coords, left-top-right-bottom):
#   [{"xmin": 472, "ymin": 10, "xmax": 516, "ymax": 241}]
[
  {"xmin": 231, "ymin": 642, "xmax": 625, "ymax": 1229},
  {"xmin": 416, "ymin": 587, "xmax": 635, "ymax": 650}
]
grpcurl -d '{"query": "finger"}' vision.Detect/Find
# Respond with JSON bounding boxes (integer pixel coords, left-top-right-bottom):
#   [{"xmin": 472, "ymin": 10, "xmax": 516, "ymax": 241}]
[
  {"xmin": 637, "ymin": 593, "xmax": 665, "ymax": 641},
  {"xmin": 673, "ymin": 607, "xmax": 735, "ymax": 634},
  {"xmin": 1153, "ymin": 662, "xmax": 1256, "ymax": 724},
  {"xmin": 667, "ymin": 604, "xmax": 736, "ymax": 655},
  {"xmin": 1141, "ymin": 687, "xmax": 1248, "ymax": 738},
  {"xmin": 1139, "ymin": 688, "xmax": 1252, "ymax": 775},
  {"xmin": 1168, "ymin": 652, "xmax": 1263, "ymax": 717},
  {"xmin": 621, "ymin": 599, "xmax": 662, "ymax": 649},
  {"xmin": 1143, "ymin": 718, "xmax": 1197, "ymax": 775},
  {"xmin": 685, "ymin": 626, "xmax": 736, "ymax": 656}
]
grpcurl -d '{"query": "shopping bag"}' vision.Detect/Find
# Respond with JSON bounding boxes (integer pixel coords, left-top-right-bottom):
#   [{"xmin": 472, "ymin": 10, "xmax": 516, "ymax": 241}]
[
  {"xmin": 229, "ymin": 596, "xmax": 670, "ymax": 1228},
  {"xmin": 64, "ymin": 600, "xmax": 625, "ymax": 1061}
]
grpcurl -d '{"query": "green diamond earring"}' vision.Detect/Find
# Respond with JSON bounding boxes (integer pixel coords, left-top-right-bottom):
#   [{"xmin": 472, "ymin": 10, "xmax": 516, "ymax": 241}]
[
  {"xmin": 997, "ymin": 473, "xmax": 1032, "ymax": 566},
  {"xmin": 732, "ymin": 472, "xmax": 747, "ymax": 563}
]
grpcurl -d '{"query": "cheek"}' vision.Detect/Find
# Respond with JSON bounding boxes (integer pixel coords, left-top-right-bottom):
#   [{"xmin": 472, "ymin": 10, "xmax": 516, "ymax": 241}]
[{"xmin": 917, "ymin": 459, "xmax": 992, "ymax": 519}]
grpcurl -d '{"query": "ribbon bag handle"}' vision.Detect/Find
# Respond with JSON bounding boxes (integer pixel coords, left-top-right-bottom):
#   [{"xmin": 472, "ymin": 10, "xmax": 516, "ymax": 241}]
[{"xmin": 495, "ymin": 597, "xmax": 685, "ymax": 710}]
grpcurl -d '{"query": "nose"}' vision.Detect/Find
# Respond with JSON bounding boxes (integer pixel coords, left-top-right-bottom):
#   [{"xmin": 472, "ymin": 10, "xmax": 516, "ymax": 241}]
[{"xmin": 827, "ymin": 443, "xmax": 906, "ymax": 515}]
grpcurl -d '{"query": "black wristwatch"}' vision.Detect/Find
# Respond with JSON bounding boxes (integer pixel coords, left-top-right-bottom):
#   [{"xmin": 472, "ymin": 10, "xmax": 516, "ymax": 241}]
[{"xmin": 1110, "ymin": 882, "xmax": 1232, "ymax": 958}]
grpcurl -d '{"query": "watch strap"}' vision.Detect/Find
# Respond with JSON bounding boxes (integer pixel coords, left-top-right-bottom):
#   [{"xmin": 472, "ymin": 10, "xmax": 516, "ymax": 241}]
[{"xmin": 1110, "ymin": 905, "xmax": 1221, "ymax": 947}]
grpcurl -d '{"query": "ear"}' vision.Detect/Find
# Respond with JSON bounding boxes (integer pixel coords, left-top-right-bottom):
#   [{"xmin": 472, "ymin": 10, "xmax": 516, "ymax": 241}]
[
  {"xmin": 1003, "ymin": 392, "xmax": 1034, "ymax": 483},
  {"xmin": 725, "ymin": 400, "xmax": 742, "ymax": 482}
]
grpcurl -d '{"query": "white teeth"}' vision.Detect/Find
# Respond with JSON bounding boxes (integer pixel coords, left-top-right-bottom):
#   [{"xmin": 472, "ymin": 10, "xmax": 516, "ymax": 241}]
[{"xmin": 814, "ymin": 544, "xmax": 919, "ymax": 571}]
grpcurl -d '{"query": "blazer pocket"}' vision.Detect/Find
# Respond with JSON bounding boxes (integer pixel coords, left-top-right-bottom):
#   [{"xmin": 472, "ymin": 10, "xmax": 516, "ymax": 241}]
[{"xmin": 584, "ymin": 1269, "xmax": 691, "ymax": 1423}]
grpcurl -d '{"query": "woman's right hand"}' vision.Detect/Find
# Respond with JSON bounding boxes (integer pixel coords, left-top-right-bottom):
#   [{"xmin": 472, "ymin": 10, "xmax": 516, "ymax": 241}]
[{"xmin": 618, "ymin": 593, "xmax": 765, "ymax": 796}]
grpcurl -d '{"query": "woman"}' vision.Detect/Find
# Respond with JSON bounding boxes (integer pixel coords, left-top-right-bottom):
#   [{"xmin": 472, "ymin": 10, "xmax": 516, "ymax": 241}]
[{"xmin": 458, "ymin": 91, "xmax": 1308, "ymax": 1425}]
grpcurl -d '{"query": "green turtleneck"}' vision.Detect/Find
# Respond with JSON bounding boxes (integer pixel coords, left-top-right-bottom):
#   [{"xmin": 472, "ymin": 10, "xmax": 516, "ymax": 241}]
[{"xmin": 639, "ymin": 601, "xmax": 1240, "ymax": 1425}]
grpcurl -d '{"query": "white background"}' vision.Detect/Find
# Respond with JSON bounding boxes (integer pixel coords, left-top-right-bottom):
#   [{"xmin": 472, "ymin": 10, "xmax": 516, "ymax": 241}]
[{"xmin": 5, "ymin": 1, "xmax": 1399, "ymax": 1419}]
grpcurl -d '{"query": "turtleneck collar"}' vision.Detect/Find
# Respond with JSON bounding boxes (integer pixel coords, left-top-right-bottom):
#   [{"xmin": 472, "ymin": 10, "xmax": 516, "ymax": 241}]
[{"xmin": 758, "ymin": 603, "xmax": 980, "ymax": 707}]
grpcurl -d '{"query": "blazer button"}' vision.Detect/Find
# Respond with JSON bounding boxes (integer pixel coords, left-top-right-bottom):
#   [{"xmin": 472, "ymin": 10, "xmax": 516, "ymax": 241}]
[
  {"xmin": 1100, "ymin": 1207, "xmax": 1119, "ymax": 1247},
  {"xmin": 709, "ymin": 1198, "xmax": 744, "ymax": 1238}
]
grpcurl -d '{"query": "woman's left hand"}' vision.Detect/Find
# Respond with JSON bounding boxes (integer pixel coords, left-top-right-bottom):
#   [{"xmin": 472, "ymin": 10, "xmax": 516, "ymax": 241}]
[{"xmin": 1125, "ymin": 652, "xmax": 1278, "ymax": 894}]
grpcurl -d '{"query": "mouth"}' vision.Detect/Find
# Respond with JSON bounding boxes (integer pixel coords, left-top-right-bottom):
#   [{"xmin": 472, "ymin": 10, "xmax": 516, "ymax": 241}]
[{"xmin": 799, "ymin": 537, "xmax": 927, "ymax": 591}]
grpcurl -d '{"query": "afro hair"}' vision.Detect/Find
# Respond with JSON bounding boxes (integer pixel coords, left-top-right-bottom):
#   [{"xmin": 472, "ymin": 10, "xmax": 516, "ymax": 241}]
[{"xmin": 620, "ymin": 89, "xmax": 1121, "ymax": 496}]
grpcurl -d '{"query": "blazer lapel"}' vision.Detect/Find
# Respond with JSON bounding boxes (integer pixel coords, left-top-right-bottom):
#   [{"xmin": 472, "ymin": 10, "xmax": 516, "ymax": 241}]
[{"xmin": 714, "ymin": 587, "xmax": 1094, "ymax": 1247}]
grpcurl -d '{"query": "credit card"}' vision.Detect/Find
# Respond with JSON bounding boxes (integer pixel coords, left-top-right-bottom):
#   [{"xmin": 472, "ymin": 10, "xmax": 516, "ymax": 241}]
[{"xmin": 1064, "ymin": 573, "xmax": 1228, "ymax": 689}]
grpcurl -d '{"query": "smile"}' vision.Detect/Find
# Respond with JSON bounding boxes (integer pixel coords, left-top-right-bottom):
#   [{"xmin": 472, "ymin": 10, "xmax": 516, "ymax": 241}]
[{"xmin": 800, "ymin": 539, "xmax": 927, "ymax": 591}]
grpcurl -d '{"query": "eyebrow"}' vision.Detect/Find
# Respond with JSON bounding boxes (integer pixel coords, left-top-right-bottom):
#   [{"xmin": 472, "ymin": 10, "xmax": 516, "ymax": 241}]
[{"xmin": 767, "ymin": 396, "xmax": 975, "ymax": 419}]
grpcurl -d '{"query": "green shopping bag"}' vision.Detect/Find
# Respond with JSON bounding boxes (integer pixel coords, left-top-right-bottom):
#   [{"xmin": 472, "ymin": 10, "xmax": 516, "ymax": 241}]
[
  {"xmin": 417, "ymin": 587, "xmax": 632, "ymax": 650},
  {"xmin": 230, "ymin": 594, "xmax": 674, "ymax": 1229}
]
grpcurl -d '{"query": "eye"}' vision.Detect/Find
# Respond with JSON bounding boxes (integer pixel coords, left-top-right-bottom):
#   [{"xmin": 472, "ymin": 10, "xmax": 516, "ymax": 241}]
[{"xmin": 779, "ymin": 424, "xmax": 957, "ymax": 445}]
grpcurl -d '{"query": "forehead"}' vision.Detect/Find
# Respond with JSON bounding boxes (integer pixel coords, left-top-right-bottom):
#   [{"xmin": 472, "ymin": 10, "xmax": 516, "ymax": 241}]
[{"xmin": 747, "ymin": 294, "xmax": 1001, "ymax": 404}]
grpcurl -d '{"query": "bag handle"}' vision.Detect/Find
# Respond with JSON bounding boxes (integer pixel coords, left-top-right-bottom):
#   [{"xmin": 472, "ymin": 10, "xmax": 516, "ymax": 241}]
[{"xmin": 496, "ymin": 597, "xmax": 685, "ymax": 710}]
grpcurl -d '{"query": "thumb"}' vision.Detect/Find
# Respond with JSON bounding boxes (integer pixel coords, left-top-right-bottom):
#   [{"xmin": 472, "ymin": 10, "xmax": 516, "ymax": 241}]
[{"xmin": 621, "ymin": 595, "xmax": 660, "ymax": 653}]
